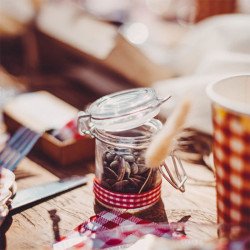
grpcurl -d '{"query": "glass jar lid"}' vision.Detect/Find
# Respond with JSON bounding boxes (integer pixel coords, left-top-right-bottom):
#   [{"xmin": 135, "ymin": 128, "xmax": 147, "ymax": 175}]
[{"xmin": 84, "ymin": 88, "xmax": 170, "ymax": 132}]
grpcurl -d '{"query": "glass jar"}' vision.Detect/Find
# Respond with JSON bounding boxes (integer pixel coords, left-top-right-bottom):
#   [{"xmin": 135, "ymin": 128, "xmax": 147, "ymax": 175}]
[{"xmin": 78, "ymin": 88, "xmax": 186, "ymax": 211}]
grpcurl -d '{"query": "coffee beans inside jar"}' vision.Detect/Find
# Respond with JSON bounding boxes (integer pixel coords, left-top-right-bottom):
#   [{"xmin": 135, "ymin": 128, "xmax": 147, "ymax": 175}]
[
  {"xmin": 98, "ymin": 146, "xmax": 160, "ymax": 194},
  {"xmin": 101, "ymin": 147, "xmax": 157, "ymax": 193}
]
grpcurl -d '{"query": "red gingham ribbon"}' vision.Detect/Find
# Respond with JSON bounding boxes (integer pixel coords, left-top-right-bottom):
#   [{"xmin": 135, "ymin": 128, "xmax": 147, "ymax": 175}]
[
  {"xmin": 58, "ymin": 118, "xmax": 82, "ymax": 140},
  {"xmin": 94, "ymin": 179, "xmax": 161, "ymax": 209}
]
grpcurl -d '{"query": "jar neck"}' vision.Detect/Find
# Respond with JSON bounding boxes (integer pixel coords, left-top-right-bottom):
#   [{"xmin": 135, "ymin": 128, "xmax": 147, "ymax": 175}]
[{"xmin": 94, "ymin": 118, "xmax": 162, "ymax": 149}]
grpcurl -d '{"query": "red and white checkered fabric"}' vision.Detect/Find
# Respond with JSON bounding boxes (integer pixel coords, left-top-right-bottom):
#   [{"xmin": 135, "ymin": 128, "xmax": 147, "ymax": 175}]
[
  {"xmin": 94, "ymin": 179, "xmax": 161, "ymax": 209},
  {"xmin": 213, "ymin": 105, "xmax": 250, "ymax": 227},
  {"xmin": 57, "ymin": 118, "xmax": 82, "ymax": 141},
  {"xmin": 53, "ymin": 210, "xmax": 183, "ymax": 250}
]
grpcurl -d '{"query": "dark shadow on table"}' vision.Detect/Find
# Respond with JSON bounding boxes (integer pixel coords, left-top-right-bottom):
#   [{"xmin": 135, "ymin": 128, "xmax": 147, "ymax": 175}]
[
  {"xmin": 0, "ymin": 216, "xmax": 13, "ymax": 250},
  {"xmin": 94, "ymin": 198, "xmax": 168, "ymax": 223},
  {"xmin": 135, "ymin": 199, "xmax": 168, "ymax": 223},
  {"xmin": 29, "ymin": 151, "xmax": 95, "ymax": 178}
]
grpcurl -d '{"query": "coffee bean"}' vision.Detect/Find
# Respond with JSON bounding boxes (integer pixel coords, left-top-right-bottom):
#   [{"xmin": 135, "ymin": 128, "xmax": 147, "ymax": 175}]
[
  {"xmin": 105, "ymin": 178, "xmax": 116, "ymax": 185},
  {"xmin": 110, "ymin": 160, "xmax": 119, "ymax": 169},
  {"xmin": 131, "ymin": 163, "xmax": 139, "ymax": 175},
  {"xmin": 136, "ymin": 157, "xmax": 145, "ymax": 164},
  {"xmin": 114, "ymin": 155, "xmax": 122, "ymax": 162},
  {"xmin": 124, "ymin": 155, "xmax": 135, "ymax": 163},
  {"xmin": 106, "ymin": 152, "xmax": 116, "ymax": 162},
  {"xmin": 124, "ymin": 162, "xmax": 131, "ymax": 179},
  {"xmin": 131, "ymin": 175, "xmax": 146, "ymax": 182},
  {"xmin": 104, "ymin": 167, "xmax": 118, "ymax": 180},
  {"xmin": 117, "ymin": 158, "xmax": 126, "ymax": 181},
  {"xmin": 113, "ymin": 180, "xmax": 129, "ymax": 192},
  {"xmin": 129, "ymin": 177, "xmax": 142, "ymax": 187},
  {"xmin": 101, "ymin": 180, "xmax": 111, "ymax": 190},
  {"xmin": 137, "ymin": 164, "xmax": 149, "ymax": 174}
]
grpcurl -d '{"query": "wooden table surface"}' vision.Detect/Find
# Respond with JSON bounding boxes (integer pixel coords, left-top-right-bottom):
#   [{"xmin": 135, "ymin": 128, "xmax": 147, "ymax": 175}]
[
  {"xmin": 0, "ymin": 72, "xmax": 217, "ymax": 249},
  {"xmin": 1, "ymin": 150, "xmax": 217, "ymax": 249}
]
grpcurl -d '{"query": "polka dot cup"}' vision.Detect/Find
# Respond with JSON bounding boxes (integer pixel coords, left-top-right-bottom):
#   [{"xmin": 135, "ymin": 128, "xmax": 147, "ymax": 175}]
[{"xmin": 207, "ymin": 75, "xmax": 250, "ymax": 228}]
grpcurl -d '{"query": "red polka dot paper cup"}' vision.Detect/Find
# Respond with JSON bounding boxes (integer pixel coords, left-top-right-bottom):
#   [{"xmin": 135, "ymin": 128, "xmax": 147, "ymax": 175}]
[{"xmin": 207, "ymin": 75, "xmax": 250, "ymax": 228}]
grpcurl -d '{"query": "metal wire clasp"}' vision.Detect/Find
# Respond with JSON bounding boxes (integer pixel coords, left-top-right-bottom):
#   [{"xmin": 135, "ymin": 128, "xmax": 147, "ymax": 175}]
[
  {"xmin": 159, "ymin": 150, "xmax": 187, "ymax": 192},
  {"xmin": 77, "ymin": 111, "xmax": 95, "ymax": 137}
]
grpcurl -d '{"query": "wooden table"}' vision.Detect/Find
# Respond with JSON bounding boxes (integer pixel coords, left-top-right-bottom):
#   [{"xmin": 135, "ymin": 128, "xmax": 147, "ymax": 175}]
[
  {"xmin": 0, "ymin": 73, "xmax": 217, "ymax": 248},
  {"xmin": 1, "ymin": 150, "xmax": 216, "ymax": 249}
]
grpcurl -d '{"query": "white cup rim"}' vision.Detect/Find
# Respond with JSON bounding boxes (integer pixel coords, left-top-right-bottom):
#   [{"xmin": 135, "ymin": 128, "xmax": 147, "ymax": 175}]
[{"xmin": 206, "ymin": 75, "xmax": 250, "ymax": 116}]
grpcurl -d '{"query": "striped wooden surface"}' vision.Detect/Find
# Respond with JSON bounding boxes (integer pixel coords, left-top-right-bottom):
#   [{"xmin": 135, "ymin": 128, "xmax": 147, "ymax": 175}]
[{"xmin": 1, "ymin": 154, "xmax": 216, "ymax": 249}]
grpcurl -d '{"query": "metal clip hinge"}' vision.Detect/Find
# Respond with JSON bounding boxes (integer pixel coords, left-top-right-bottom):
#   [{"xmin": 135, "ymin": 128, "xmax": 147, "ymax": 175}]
[{"xmin": 159, "ymin": 151, "xmax": 187, "ymax": 192}]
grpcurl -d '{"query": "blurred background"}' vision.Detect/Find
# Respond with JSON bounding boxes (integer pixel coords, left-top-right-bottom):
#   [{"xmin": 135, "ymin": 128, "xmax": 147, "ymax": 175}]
[{"xmin": 0, "ymin": 0, "xmax": 250, "ymax": 110}]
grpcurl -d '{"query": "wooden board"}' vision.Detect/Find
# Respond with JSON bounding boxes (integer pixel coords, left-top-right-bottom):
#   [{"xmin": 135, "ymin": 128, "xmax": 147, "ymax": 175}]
[{"xmin": 1, "ymin": 156, "xmax": 216, "ymax": 249}]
